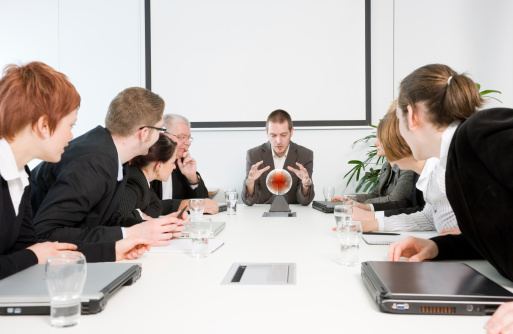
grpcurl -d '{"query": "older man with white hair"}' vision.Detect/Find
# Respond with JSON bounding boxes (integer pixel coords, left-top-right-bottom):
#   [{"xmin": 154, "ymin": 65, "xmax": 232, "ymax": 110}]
[{"xmin": 151, "ymin": 114, "xmax": 218, "ymax": 214}]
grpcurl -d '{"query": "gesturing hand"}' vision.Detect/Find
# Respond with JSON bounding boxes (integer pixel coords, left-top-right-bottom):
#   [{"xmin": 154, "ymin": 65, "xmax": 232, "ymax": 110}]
[
  {"xmin": 287, "ymin": 162, "xmax": 311, "ymax": 186},
  {"xmin": 246, "ymin": 160, "xmax": 271, "ymax": 184},
  {"xmin": 177, "ymin": 150, "xmax": 198, "ymax": 183}
]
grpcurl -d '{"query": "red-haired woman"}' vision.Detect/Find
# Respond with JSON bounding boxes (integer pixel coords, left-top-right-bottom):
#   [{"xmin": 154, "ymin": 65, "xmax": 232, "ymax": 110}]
[{"xmin": 0, "ymin": 62, "xmax": 149, "ymax": 279}]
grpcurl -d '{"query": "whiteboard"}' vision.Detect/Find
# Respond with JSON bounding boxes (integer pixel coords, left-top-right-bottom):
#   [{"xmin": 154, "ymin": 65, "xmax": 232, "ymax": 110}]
[{"xmin": 148, "ymin": 0, "xmax": 371, "ymax": 128}]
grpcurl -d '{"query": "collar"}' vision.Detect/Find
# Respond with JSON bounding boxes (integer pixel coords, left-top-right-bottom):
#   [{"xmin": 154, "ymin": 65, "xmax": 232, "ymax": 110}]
[
  {"xmin": 116, "ymin": 149, "xmax": 123, "ymax": 181},
  {"xmin": 272, "ymin": 145, "xmax": 290, "ymax": 160},
  {"xmin": 439, "ymin": 121, "xmax": 460, "ymax": 169},
  {"xmin": 416, "ymin": 157, "xmax": 440, "ymax": 193},
  {"xmin": 0, "ymin": 138, "xmax": 29, "ymax": 187}
]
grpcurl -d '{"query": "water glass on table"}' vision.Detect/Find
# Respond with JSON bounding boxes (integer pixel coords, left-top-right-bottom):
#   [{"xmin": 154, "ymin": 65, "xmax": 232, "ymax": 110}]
[
  {"xmin": 334, "ymin": 204, "xmax": 353, "ymax": 227},
  {"xmin": 336, "ymin": 221, "xmax": 363, "ymax": 267},
  {"xmin": 323, "ymin": 186, "xmax": 335, "ymax": 202},
  {"xmin": 45, "ymin": 254, "xmax": 87, "ymax": 327},
  {"xmin": 342, "ymin": 194, "xmax": 358, "ymax": 206},
  {"xmin": 191, "ymin": 217, "xmax": 212, "ymax": 258},
  {"xmin": 189, "ymin": 198, "xmax": 204, "ymax": 218},
  {"xmin": 225, "ymin": 190, "xmax": 238, "ymax": 215}
]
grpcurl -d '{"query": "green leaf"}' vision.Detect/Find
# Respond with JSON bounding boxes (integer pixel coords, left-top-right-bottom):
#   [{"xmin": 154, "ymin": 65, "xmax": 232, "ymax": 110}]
[
  {"xmin": 487, "ymin": 96, "xmax": 503, "ymax": 103},
  {"xmin": 480, "ymin": 90, "xmax": 501, "ymax": 95}
]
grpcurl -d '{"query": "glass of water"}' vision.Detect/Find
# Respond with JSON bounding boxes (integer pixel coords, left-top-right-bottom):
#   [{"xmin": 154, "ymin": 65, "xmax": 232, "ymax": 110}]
[
  {"xmin": 343, "ymin": 194, "xmax": 358, "ymax": 206},
  {"xmin": 336, "ymin": 221, "xmax": 363, "ymax": 267},
  {"xmin": 45, "ymin": 254, "xmax": 87, "ymax": 327},
  {"xmin": 225, "ymin": 190, "xmax": 238, "ymax": 215},
  {"xmin": 191, "ymin": 217, "xmax": 212, "ymax": 258},
  {"xmin": 334, "ymin": 204, "xmax": 353, "ymax": 228},
  {"xmin": 189, "ymin": 198, "xmax": 204, "ymax": 218},
  {"xmin": 323, "ymin": 186, "xmax": 335, "ymax": 202}
]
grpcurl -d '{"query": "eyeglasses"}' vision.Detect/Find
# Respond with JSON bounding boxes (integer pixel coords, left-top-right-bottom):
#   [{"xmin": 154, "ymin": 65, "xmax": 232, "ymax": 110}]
[
  {"xmin": 169, "ymin": 133, "xmax": 194, "ymax": 143},
  {"xmin": 139, "ymin": 125, "xmax": 167, "ymax": 133}
]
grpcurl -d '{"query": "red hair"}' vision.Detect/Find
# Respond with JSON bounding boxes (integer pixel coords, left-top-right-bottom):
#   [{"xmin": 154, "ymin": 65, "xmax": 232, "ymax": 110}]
[{"xmin": 0, "ymin": 62, "xmax": 80, "ymax": 140}]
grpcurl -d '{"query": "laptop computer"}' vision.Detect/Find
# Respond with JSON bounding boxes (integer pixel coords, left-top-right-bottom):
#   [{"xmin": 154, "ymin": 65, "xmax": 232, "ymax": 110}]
[
  {"xmin": 312, "ymin": 200, "xmax": 339, "ymax": 213},
  {"xmin": 0, "ymin": 262, "xmax": 141, "ymax": 316},
  {"xmin": 362, "ymin": 261, "xmax": 513, "ymax": 315},
  {"xmin": 181, "ymin": 221, "xmax": 226, "ymax": 238}
]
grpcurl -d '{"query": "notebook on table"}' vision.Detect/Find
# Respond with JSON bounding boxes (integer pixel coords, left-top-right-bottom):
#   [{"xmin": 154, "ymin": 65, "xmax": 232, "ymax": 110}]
[
  {"xmin": 0, "ymin": 262, "xmax": 142, "ymax": 315},
  {"xmin": 312, "ymin": 201, "xmax": 339, "ymax": 213},
  {"xmin": 362, "ymin": 232, "xmax": 438, "ymax": 245},
  {"xmin": 180, "ymin": 221, "xmax": 226, "ymax": 238},
  {"xmin": 362, "ymin": 261, "xmax": 513, "ymax": 315}
]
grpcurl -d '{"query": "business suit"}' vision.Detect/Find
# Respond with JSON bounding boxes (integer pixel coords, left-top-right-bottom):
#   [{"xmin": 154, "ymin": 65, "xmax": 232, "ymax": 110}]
[
  {"xmin": 118, "ymin": 166, "xmax": 164, "ymax": 219},
  {"xmin": 242, "ymin": 141, "xmax": 315, "ymax": 206},
  {"xmin": 372, "ymin": 173, "xmax": 425, "ymax": 216},
  {"xmin": 150, "ymin": 167, "xmax": 209, "ymax": 212},
  {"xmin": 1, "ymin": 169, "xmax": 115, "ymax": 280},
  {"xmin": 31, "ymin": 126, "xmax": 142, "ymax": 243},
  {"xmin": 356, "ymin": 162, "xmax": 414, "ymax": 204},
  {"xmin": 432, "ymin": 108, "xmax": 513, "ymax": 281}
]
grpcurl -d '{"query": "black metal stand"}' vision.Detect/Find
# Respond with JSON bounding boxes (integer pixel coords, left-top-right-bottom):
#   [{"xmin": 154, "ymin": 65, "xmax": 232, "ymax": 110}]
[{"xmin": 262, "ymin": 195, "xmax": 297, "ymax": 217}]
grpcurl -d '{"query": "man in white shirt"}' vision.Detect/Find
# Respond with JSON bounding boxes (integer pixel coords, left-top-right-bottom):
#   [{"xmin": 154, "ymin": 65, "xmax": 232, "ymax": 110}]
[{"xmin": 242, "ymin": 109, "xmax": 315, "ymax": 206}]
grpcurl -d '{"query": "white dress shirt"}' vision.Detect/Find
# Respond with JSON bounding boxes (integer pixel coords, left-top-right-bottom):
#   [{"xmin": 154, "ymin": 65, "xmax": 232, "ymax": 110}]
[
  {"xmin": 378, "ymin": 122, "xmax": 460, "ymax": 232},
  {"xmin": 272, "ymin": 146, "xmax": 290, "ymax": 170},
  {"xmin": 0, "ymin": 139, "xmax": 30, "ymax": 216}
]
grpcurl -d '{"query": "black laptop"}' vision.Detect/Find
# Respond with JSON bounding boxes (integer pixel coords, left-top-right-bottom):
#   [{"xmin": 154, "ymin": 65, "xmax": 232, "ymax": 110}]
[
  {"xmin": 0, "ymin": 262, "xmax": 142, "ymax": 315},
  {"xmin": 312, "ymin": 200, "xmax": 339, "ymax": 213},
  {"xmin": 362, "ymin": 261, "xmax": 513, "ymax": 315}
]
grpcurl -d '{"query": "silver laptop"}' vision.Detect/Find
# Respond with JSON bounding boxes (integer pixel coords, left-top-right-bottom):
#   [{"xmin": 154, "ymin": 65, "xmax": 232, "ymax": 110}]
[
  {"xmin": 362, "ymin": 261, "xmax": 513, "ymax": 315},
  {"xmin": 0, "ymin": 262, "xmax": 141, "ymax": 316},
  {"xmin": 181, "ymin": 221, "xmax": 226, "ymax": 238}
]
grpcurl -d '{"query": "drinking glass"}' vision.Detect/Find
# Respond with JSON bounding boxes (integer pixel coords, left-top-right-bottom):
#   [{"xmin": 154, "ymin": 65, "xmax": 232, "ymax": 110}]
[
  {"xmin": 323, "ymin": 186, "xmax": 335, "ymax": 202},
  {"xmin": 191, "ymin": 217, "xmax": 212, "ymax": 258},
  {"xmin": 334, "ymin": 205, "xmax": 353, "ymax": 227},
  {"xmin": 45, "ymin": 254, "xmax": 87, "ymax": 327},
  {"xmin": 336, "ymin": 221, "xmax": 363, "ymax": 267},
  {"xmin": 342, "ymin": 194, "xmax": 358, "ymax": 206},
  {"xmin": 189, "ymin": 198, "xmax": 204, "ymax": 218},
  {"xmin": 225, "ymin": 190, "xmax": 238, "ymax": 215}
]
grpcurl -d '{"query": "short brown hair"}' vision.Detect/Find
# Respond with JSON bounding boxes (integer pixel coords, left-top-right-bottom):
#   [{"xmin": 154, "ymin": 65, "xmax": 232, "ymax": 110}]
[
  {"xmin": 105, "ymin": 87, "xmax": 165, "ymax": 137},
  {"xmin": 378, "ymin": 101, "xmax": 413, "ymax": 162},
  {"xmin": 266, "ymin": 109, "xmax": 293, "ymax": 131},
  {"xmin": 0, "ymin": 62, "xmax": 80, "ymax": 141},
  {"xmin": 398, "ymin": 64, "xmax": 484, "ymax": 128},
  {"xmin": 131, "ymin": 133, "xmax": 177, "ymax": 168}
]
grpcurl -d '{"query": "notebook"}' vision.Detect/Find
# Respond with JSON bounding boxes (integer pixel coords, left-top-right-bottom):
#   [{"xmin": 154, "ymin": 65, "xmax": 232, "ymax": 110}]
[
  {"xmin": 312, "ymin": 201, "xmax": 339, "ymax": 213},
  {"xmin": 149, "ymin": 238, "xmax": 224, "ymax": 254},
  {"xmin": 362, "ymin": 232, "xmax": 438, "ymax": 245},
  {"xmin": 362, "ymin": 261, "xmax": 513, "ymax": 315},
  {"xmin": 0, "ymin": 262, "xmax": 142, "ymax": 315},
  {"xmin": 180, "ymin": 221, "xmax": 226, "ymax": 238}
]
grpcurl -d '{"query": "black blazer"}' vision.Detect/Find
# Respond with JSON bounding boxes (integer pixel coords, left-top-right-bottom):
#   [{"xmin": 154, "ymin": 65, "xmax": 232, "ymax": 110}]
[
  {"xmin": 241, "ymin": 141, "xmax": 315, "ymax": 206},
  {"xmin": 31, "ymin": 126, "xmax": 142, "ymax": 243},
  {"xmin": 150, "ymin": 167, "xmax": 208, "ymax": 213},
  {"xmin": 118, "ymin": 166, "xmax": 163, "ymax": 218},
  {"xmin": 372, "ymin": 173, "xmax": 425, "ymax": 216},
  {"xmin": 1, "ymin": 169, "xmax": 115, "ymax": 280},
  {"xmin": 432, "ymin": 108, "xmax": 513, "ymax": 281}
]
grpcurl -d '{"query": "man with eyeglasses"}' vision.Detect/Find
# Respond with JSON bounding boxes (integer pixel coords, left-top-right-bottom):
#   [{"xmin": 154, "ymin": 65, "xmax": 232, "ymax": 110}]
[
  {"xmin": 151, "ymin": 114, "xmax": 219, "ymax": 214},
  {"xmin": 31, "ymin": 87, "xmax": 185, "ymax": 245}
]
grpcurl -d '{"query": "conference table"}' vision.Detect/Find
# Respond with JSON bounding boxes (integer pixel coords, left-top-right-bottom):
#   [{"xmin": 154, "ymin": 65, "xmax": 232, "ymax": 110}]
[{"xmin": 3, "ymin": 204, "xmax": 512, "ymax": 333}]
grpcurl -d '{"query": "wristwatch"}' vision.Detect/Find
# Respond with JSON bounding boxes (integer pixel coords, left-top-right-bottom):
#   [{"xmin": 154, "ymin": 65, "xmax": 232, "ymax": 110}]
[
  {"xmin": 303, "ymin": 179, "xmax": 312, "ymax": 188},
  {"xmin": 188, "ymin": 173, "xmax": 201, "ymax": 185}
]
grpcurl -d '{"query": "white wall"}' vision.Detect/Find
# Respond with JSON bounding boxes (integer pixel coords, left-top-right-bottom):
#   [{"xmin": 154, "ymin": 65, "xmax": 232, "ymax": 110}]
[{"xmin": 2, "ymin": 0, "xmax": 511, "ymax": 202}]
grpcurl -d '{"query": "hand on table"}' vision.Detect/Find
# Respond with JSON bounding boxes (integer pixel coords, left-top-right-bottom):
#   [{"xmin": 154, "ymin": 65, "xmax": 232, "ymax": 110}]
[
  {"xmin": 203, "ymin": 198, "xmax": 219, "ymax": 214},
  {"xmin": 115, "ymin": 236, "xmax": 151, "ymax": 261},
  {"xmin": 27, "ymin": 242, "xmax": 80, "ymax": 264},
  {"xmin": 438, "ymin": 228, "xmax": 461, "ymax": 236},
  {"xmin": 388, "ymin": 236, "xmax": 439, "ymax": 262},
  {"xmin": 353, "ymin": 207, "xmax": 375, "ymax": 221},
  {"xmin": 485, "ymin": 302, "xmax": 513, "ymax": 334},
  {"xmin": 126, "ymin": 214, "xmax": 186, "ymax": 247}
]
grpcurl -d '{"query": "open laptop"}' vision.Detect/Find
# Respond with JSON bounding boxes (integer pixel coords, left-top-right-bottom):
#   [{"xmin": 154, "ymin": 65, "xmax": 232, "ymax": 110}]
[
  {"xmin": 362, "ymin": 261, "xmax": 513, "ymax": 315},
  {"xmin": 312, "ymin": 201, "xmax": 338, "ymax": 213},
  {"xmin": 0, "ymin": 262, "xmax": 141, "ymax": 316},
  {"xmin": 181, "ymin": 221, "xmax": 226, "ymax": 238}
]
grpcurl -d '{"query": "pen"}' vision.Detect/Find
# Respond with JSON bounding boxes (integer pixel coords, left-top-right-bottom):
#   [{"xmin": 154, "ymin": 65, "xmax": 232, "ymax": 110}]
[
  {"xmin": 362, "ymin": 232, "xmax": 400, "ymax": 236},
  {"xmin": 177, "ymin": 205, "xmax": 188, "ymax": 219}
]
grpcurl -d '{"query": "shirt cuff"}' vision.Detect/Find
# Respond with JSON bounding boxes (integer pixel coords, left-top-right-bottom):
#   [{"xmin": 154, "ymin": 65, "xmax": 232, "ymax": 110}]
[
  {"xmin": 369, "ymin": 204, "xmax": 375, "ymax": 212},
  {"xmin": 377, "ymin": 215, "xmax": 385, "ymax": 231},
  {"xmin": 121, "ymin": 227, "xmax": 127, "ymax": 239},
  {"xmin": 189, "ymin": 183, "xmax": 199, "ymax": 190},
  {"xmin": 136, "ymin": 209, "xmax": 144, "ymax": 219}
]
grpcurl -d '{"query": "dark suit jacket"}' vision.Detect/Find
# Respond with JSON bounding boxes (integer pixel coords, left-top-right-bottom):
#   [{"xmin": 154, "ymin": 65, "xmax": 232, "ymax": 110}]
[
  {"xmin": 1, "ymin": 169, "xmax": 115, "ymax": 280},
  {"xmin": 118, "ymin": 166, "xmax": 163, "ymax": 218},
  {"xmin": 242, "ymin": 141, "xmax": 315, "ymax": 206},
  {"xmin": 356, "ymin": 162, "xmax": 414, "ymax": 204},
  {"xmin": 372, "ymin": 173, "xmax": 425, "ymax": 216},
  {"xmin": 31, "ymin": 126, "xmax": 142, "ymax": 243},
  {"xmin": 150, "ymin": 167, "xmax": 208, "ymax": 213},
  {"xmin": 431, "ymin": 108, "xmax": 513, "ymax": 281}
]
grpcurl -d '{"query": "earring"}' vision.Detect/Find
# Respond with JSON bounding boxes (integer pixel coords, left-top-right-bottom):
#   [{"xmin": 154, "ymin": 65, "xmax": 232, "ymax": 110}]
[{"xmin": 156, "ymin": 171, "xmax": 160, "ymax": 181}]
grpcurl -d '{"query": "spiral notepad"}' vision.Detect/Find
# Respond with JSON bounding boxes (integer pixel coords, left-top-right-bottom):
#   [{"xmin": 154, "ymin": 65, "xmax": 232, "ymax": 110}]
[{"xmin": 362, "ymin": 232, "xmax": 438, "ymax": 245}]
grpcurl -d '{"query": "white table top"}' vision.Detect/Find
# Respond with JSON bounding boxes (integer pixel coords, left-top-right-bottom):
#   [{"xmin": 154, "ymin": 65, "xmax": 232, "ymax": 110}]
[{"xmin": 3, "ymin": 204, "xmax": 512, "ymax": 333}]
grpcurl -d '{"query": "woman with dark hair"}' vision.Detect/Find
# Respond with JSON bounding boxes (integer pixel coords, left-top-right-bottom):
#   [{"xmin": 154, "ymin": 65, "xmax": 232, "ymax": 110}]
[
  {"xmin": 0, "ymin": 62, "xmax": 150, "ymax": 279},
  {"xmin": 385, "ymin": 63, "xmax": 513, "ymax": 332},
  {"xmin": 118, "ymin": 134, "xmax": 177, "ymax": 219}
]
